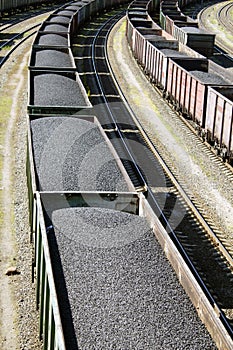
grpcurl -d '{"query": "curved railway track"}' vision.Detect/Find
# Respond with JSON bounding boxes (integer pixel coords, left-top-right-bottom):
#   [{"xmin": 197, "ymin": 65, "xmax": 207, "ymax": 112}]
[
  {"xmin": 198, "ymin": 0, "xmax": 233, "ymax": 56},
  {"xmin": 0, "ymin": 22, "xmax": 40, "ymax": 67},
  {"xmin": 214, "ymin": 0, "xmax": 233, "ymax": 55},
  {"xmin": 0, "ymin": 10, "xmax": 43, "ymax": 31},
  {"xmin": 218, "ymin": 1, "xmax": 233, "ymax": 34},
  {"xmin": 0, "ymin": 1, "xmax": 67, "ymax": 67},
  {"xmin": 72, "ymin": 10, "xmax": 233, "ymax": 339}
]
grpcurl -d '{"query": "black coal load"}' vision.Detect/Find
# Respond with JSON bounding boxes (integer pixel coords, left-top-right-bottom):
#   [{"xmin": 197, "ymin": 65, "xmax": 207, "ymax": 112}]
[
  {"xmin": 48, "ymin": 207, "xmax": 217, "ymax": 350},
  {"xmin": 49, "ymin": 16, "xmax": 71, "ymax": 24},
  {"xmin": 33, "ymin": 73, "xmax": 87, "ymax": 106},
  {"xmin": 34, "ymin": 50, "xmax": 73, "ymax": 68},
  {"xmin": 66, "ymin": 5, "xmax": 82, "ymax": 11},
  {"xmin": 160, "ymin": 49, "xmax": 189, "ymax": 57},
  {"xmin": 190, "ymin": 71, "xmax": 229, "ymax": 84},
  {"xmin": 55, "ymin": 10, "xmax": 76, "ymax": 16},
  {"xmin": 30, "ymin": 117, "xmax": 129, "ymax": 192},
  {"xmin": 37, "ymin": 33, "xmax": 68, "ymax": 47},
  {"xmin": 43, "ymin": 24, "xmax": 69, "ymax": 32}
]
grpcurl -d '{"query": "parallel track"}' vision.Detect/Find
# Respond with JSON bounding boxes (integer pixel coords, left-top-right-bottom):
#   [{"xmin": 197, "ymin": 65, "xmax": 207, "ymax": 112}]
[
  {"xmin": 0, "ymin": 1, "xmax": 68, "ymax": 67},
  {"xmin": 0, "ymin": 0, "xmax": 64, "ymax": 30},
  {"xmin": 73, "ymin": 10, "xmax": 233, "ymax": 339},
  {"xmin": 0, "ymin": 23, "xmax": 40, "ymax": 67},
  {"xmin": 198, "ymin": 1, "xmax": 233, "ymax": 56},
  {"xmin": 218, "ymin": 1, "xmax": 233, "ymax": 35}
]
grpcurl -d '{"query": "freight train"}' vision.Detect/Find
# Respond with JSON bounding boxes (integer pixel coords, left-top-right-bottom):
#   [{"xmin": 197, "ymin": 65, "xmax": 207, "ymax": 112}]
[
  {"xmin": 24, "ymin": 0, "xmax": 232, "ymax": 349},
  {"xmin": 26, "ymin": 1, "xmax": 143, "ymax": 348},
  {"xmin": 127, "ymin": 0, "xmax": 233, "ymax": 164}
]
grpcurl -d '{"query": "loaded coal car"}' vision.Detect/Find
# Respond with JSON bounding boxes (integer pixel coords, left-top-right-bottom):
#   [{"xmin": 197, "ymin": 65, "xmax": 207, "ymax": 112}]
[
  {"xmin": 33, "ymin": 31, "xmax": 71, "ymax": 48},
  {"xmin": 45, "ymin": 9, "xmax": 78, "ymax": 35},
  {"xmin": 144, "ymin": 39, "xmax": 204, "ymax": 90},
  {"xmin": 29, "ymin": 47, "xmax": 76, "ymax": 71},
  {"xmin": 27, "ymin": 115, "xmax": 135, "ymax": 194},
  {"xmin": 173, "ymin": 26, "xmax": 215, "ymax": 57},
  {"xmin": 28, "ymin": 70, "xmax": 91, "ymax": 115},
  {"xmin": 28, "ymin": 5, "xmax": 92, "ymax": 115},
  {"xmin": 32, "ymin": 189, "xmax": 217, "ymax": 349},
  {"xmin": 27, "ymin": 114, "xmax": 140, "ymax": 348},
  {"xmin": 160, "ymin": 0, "xmax": 215, "ymax": 57},
  {"xmin": 165, "ymin": 57, "xmax": 233, "ymax": 128},
  {"xmin": 44, "ymin": 13, "xmax": 75, "ymax": 34},
  {"xmin": 39, "ymin": 22, "xmax": 70, "ymax": 35},
  {"xmin": 205, "ymin": 86, "xmax": 233, "ymax": 163},
  {"xmin": 131, "ymin": 27, "xmax": 164, "ymax": 66},
  {"xmin": 30, "ymin": 8, "xmax": 77, "ymax": 69},
  {"xmin": 26, "ymin": 114, "xmax": 136, "ymax": 231}
]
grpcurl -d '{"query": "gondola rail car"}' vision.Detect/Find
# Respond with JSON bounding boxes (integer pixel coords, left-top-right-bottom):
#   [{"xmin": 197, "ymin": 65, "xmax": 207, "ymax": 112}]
[
  {"xmin": 160, "ymin": 0, "xmax": 216, "ymax": 57},
  {"xmin": 205, "ymin": 86, "xmax": 233, "ymax": 161}
]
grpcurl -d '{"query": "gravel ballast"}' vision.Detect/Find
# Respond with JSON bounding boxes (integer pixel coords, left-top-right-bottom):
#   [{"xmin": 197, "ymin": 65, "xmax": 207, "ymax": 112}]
[
  {"xmin": 32, "ymin": 73, "xmax": 88, "ymax": 106},
  {"xmin": 47, "ymin": 207, "xmax": 217, "ymax": 349},
  {"xmin": 30, "ymin": 117, "xmax": 129, "ymax": 192}
]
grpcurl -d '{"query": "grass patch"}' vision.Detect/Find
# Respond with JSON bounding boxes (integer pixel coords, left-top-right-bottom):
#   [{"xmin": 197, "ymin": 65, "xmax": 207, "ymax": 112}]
[{"xmin": 0, "ymin": 95, "xmax": 12, "ymax": 221}]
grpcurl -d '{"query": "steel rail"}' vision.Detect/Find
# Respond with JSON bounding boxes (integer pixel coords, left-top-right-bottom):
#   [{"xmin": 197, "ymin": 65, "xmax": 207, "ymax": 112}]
[
  {"xmin": 218, "ymin": 1, "xmax": 233, "ymax": 34},
  {"xmin": 0, "ymin": 24, "xmax": 40, "ymax": 68},
  {"xmin": 198, "ymin": 4, "xmax": 233, "ymax": 56},
  {"xmin": 91, "ymin": 12, "xmax": 147, "ymax": 193},
  {"xmin": 106, "ymin": 27, "xmax": 233, "ymax": 270},
  {"xmin": 0, "ymin": 23, "xmax": 40, "ymax": 50},
  {"xmin": 92, "ymin": 12, "xmax": 188, "ymax": 266},
  {"xmin": 0, "ymin": 0, "xmax": 68, "ymax": 32},
  {"xmin": 0, "ymin": 13, "xmax": 41, "ymax": 32}
]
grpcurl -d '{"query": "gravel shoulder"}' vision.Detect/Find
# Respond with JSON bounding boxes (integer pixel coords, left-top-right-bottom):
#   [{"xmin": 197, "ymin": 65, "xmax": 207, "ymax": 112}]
[
  {"xmin": 0, "ymin": 12, "xmax": 53, "ymax": 350},
  {"xmin": 0, "ymin": 38, "xmax": 43, "ymax": 350}
]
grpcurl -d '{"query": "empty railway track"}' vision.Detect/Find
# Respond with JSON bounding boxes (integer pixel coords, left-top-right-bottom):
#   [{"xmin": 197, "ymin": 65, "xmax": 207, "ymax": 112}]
[
  {"xmin": 218, "ymin": 1, "xmax": 233, "ymax": 35},
  {"xmin": 73, "ymin": 10, "xmax": 233, "ymax": 340},
  {"xmin": 0, "ymin": 6, "xmax": 61, "ymax": 67},
  {"xmin": 0, "ymin": 22, "xmax": 40, "ymax": 67},
  {"xmin": 198, "ymin": 0, "xmax": 233, "ymax": 56}
]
